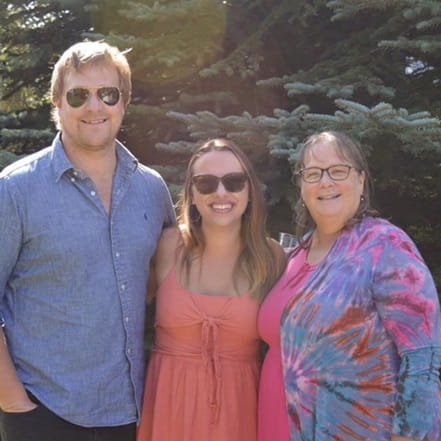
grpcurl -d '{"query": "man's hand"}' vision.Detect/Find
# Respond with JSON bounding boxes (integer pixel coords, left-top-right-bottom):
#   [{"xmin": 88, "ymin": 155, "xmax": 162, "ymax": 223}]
[
  {"xmin": 1, "ymin": 397, "xmax": 38, "ymax": 413},
  {"xmin": 0, "ymin": 328, "xmax": 37, "ymax": 414}
]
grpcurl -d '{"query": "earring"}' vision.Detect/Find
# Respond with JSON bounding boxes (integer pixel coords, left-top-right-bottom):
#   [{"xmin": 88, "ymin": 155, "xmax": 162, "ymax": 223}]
[
  {"xmin": 242, "ymin": 201, "xmax": 251, "ymax": 219},
  {"xmin": 360, "ymin": 194, "xmax": 365, "ymax": 202},
  {"xmin": 190, "ymin": 204, "xmax": 201, "ymax": 223},
  {"xmin": 301, "ymin": 199, "xmax": 305, "ymax": 208}
]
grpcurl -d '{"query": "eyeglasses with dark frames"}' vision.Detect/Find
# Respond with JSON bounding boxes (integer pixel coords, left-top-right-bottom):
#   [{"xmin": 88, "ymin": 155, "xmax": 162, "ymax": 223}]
[
  {"xmin": 294, "ymin": 164, "xmax": 357, "ymax": 184},
  {"xmin": 65, "ymin": 87, "xmax": 121, "ymax": 108},
  {"xmin": 192, "ymin": 172, "xmax": 248, "ymax": 194}
]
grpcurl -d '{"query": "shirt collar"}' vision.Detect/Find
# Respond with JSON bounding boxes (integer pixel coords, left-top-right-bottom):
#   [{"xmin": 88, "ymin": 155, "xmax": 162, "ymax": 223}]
[{"xmin": 51, "ymin": 132, "xmax": 138, "ymax": 182}]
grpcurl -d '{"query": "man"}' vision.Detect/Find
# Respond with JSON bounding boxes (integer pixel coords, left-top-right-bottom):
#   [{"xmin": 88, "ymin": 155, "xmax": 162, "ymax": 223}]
[{"xmin": 0, "ymin": 41, "xmax": 175, "ymax": 441}]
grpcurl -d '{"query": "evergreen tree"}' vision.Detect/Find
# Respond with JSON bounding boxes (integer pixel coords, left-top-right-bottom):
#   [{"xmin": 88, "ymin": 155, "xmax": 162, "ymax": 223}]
[
  {"xmin": 1, "ymin": 0, "xmax": 439, "ymax": 286},
  {"xmin": 110, "ymin": 0, "xmax": 440, "ymax": 285},
  {"xmin": 0, "ymin": 0, "xmax": 91, "ymax": 163}
]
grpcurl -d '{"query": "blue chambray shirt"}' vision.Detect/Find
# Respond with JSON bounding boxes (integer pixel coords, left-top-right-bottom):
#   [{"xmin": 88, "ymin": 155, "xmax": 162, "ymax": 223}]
[{"xmin": 0, "ymin": 134, "xmax": 175, "ymax": 427}]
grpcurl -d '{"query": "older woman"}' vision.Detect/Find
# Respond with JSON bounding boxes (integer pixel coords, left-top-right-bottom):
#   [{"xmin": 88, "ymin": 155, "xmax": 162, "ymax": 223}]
[
  {"xmin": 138, "ymin": 139, "xmax": 285, "ymax": 441},
  {"xmin": 258, "ymin": 131, "xmax": 441, "ymax": 441}
]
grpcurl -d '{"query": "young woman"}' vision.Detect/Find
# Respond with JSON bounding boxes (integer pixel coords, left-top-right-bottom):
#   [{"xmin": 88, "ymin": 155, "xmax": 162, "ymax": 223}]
[{"xmin": 137, "ymin": 138, "xmax": 285, "ymax": 441}]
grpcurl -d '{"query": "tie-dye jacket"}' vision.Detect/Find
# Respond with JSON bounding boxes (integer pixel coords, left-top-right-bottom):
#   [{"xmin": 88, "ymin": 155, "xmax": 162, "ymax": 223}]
[{"xmin": 281, "ymin": 217, "xmax": 441, "ymax": 441}]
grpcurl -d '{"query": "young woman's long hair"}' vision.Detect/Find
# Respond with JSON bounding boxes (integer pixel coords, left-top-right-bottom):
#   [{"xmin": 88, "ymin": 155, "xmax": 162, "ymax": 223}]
[{"xmin": 177, "ymin": 138, "xmax": 284, "ymax": 300}]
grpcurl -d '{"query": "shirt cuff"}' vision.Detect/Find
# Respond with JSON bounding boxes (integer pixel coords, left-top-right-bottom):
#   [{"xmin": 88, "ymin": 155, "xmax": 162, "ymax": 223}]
[{"xmin": 393, "ymin": 347, "xmax": 441, "ymax": 440}]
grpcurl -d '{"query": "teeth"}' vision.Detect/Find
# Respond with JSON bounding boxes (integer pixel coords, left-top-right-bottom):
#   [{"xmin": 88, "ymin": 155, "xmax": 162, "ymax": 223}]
[
  {"xmin": 319, "ymin": 195, "xmax": 338, "ymax": 200},
  {"xmin": 83, "ymin": 119, "xmax": 106, "ymax": 124},
  {"xmin": 212, "ymin": 203, "xmax": 232, "ymax": 210}
]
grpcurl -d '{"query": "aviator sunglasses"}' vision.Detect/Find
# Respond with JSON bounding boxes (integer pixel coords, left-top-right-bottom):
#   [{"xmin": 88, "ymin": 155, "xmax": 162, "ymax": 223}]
[
  {"xmin": 66, "ymin": 87, "xmax": 121, "ymax": 108},
  {"xmin": 192, "ymin": 172, "xmax": 248, "ymax": 194}
]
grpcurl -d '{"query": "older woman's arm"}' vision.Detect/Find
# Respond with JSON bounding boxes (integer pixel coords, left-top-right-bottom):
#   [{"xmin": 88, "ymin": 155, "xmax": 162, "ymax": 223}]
[{"xmin": 372, "ymin": 226, "xmax": 441, "ymax": 441}]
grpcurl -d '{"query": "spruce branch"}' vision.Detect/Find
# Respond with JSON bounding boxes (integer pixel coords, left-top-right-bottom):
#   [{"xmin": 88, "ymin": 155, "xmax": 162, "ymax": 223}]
[
  {"xmin": 0, "ymin": 150, "xmax": 20, "ymax": 170},
  {"xmin": 379, "ymin": 37, "xmax": 441, "ymax": 54},
  {"xmin": 327, "ymin": 0, "xmax": 401, "ymax": 21},
  {"xmin": 199, "ymin": 0, "xmax": 293, "ymax": 79},
  {"xmin": 155, "ymin": 140, "xmax": 197, "ymax": 155}
]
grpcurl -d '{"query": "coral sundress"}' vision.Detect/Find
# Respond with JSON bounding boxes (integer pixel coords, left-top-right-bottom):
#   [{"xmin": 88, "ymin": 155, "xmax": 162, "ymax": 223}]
[{"xmin": 137, "ymin": 268, "xmax": 260, "ymax": 441}]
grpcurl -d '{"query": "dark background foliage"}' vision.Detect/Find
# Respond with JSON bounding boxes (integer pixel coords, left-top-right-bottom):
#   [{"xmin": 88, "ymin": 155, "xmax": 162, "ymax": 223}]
[{"xmin": 1, "ymin": 0, "xmax": 440, "ymax": 292}]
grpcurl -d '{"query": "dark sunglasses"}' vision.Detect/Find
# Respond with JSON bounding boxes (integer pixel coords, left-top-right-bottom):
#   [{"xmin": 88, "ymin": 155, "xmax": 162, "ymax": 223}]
[
  {"xmin": 65, "ymin": 87, "xmax": 121, "ymax": 108},
  {"xmin": 192, "ymin": 172, "xmax": 248, "ymax": 194}
]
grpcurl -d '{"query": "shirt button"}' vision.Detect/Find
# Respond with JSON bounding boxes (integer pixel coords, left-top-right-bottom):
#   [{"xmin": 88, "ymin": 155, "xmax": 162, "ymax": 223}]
[
  {"xmin": 90, "ymin": 190, "xmax": 96, "ymax": 196},
  {"xmin": 73, "ymin": 170, "xmax": 78, "ymax": 176},
  {"xmin": 121, "ymin": 283, "xmax": 126, "ymax": 290},
  {"xmin": 127, "ymin": 348, "xmax": 131, "ymax": 355},
  {"xmin": 125, "ymin": 317, "xmax": 129, "ymax": 323},
  {"xmin": 115, "ymin": 252, "xmax": 120, "ymax": 258},
  {"xmin": 70, "ymin": 177, "xmax": 76, "ymax": 182}
]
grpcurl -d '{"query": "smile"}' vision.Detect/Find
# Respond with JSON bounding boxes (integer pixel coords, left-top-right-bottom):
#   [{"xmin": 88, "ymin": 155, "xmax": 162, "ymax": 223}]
[
  {"xmin": 81, "ymin": 118, "xmax": 107, "ymax": 124},
  {"xmin": 211, "ymin": 203, "xmax": 233, "ymax": 211},
  {"xmin": 318, "ymin": 194, "xmax": 340, "ymax": 200}
]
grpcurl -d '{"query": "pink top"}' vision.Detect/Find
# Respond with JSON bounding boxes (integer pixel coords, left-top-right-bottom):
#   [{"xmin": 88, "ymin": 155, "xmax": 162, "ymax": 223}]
[{"xmin": 257, "ymin": 247, "xmax": 316, "ymax": 441}]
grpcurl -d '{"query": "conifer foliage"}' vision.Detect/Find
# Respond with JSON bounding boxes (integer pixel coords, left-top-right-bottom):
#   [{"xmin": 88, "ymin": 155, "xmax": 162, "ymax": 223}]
[
  {"xmin": 0, "ymin": 0, "xmax": 440, "ymax": 285},
  {"xmin": 0, "ymin": 0, "xmax": 90, "ymax": 163}
]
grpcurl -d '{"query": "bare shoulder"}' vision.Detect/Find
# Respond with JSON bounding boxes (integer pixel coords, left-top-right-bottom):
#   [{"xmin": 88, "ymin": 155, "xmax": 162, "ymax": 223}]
[
  {"xmin": 154, "ymin": 226, "xmax": 183, "ymax": 284},
  {"xmin": 158, "ymin": 226, "xmax": 182, "ymax": 249}
]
